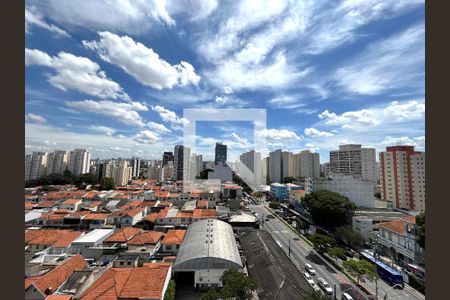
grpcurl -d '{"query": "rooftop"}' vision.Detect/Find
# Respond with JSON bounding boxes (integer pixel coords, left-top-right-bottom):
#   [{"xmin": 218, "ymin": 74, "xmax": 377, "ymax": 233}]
[
  {"xmin": 161, "ymin": 229, "xmax": 186, "ymax": 245},
  {"xmin": 72, "ymin": 229, "xmax": 115, "ymax": 244},
  {"xmin": 128, "ymin": 231, "xmax": 163, "ymax": 246},
  {"xmin": 104, "ymin": 227, "xmax": 142, "ymax": 243}
]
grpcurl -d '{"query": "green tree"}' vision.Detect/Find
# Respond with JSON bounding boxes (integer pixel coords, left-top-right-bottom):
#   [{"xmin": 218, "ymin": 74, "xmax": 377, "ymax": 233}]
[
  {"xmin": 283, "ymin": 176, "xmax": 297, "ymax": 183},
  {"xmin": 99, "ymin": 177, "xmax": 115, "ymax": 190},
  {"xmin": 200, "ymin": 289, "xmax": 219, "ymax": 300},
  {"xmin": 75, "ymin": 173, "xmax": 98, "ymax": 188},
  {"xmin": 304, "ymin": 290, "xmax": 331, "ymax": 300},
  {"xmin": 220, "ymin": 269, "xmax": 257, "ymax": 300},
  {"xmin": 374, "ymin": 191, "xmax": 381, "ymax": 199},
  {"xmin": 327, "ymin": 246, "xmax": 346, "ymax": 263},
  {"xmin": 416, "ymin": 213, "xmax": 425, "ymax": 249},
  {"xmin": 63, "ymin": 169, "xmax": 74, "ymax": 178},
  {"xmin": 253, "ymin": 191, "xmax": 264, "ymax": 200},
  {"xmin": 309, "ymin": 233, "xmax": 336, "ymax": 253},
  {"xmin": 295, "ymin": 216, "xmax": 305, "ymax": 231},
  {"xmin": 343, "ymin": 259, "xmax": 377, "ymax": 285},
  {"xmin": 232, "ymin": 173, "xmax": 253, "ymax": 194},
  {"xmin": 302, "ymin": 190, "xmax": 356, "ymax": 229},
  {"xmin": 269, "ymin": 201, "xmax": 281, "ymax": 209},
  {"xmin": 335, "ymin": 226, "xmax": 364, "ymax": 249},
  {"xmin": 163, "ymin": 280, "xmax": 176, "ymax": 300}
]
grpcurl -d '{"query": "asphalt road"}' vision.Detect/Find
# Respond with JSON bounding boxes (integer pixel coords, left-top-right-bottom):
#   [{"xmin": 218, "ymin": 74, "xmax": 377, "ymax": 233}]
[{"xmin": 249, "ymin": 204, "xmax": 425, "ymax": 300}]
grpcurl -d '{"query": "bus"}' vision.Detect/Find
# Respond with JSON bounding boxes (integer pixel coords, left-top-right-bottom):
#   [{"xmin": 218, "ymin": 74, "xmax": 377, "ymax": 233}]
[{"xmin": 359, "ymin": 251, "xmax": 404, "ymax": 288}]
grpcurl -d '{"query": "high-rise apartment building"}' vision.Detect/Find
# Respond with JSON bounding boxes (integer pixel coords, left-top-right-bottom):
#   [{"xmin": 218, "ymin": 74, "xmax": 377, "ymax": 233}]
[
  {"xmin": 195, "ymin": 154, "xmax": 203, "ymax": 177},
  {"xmin": 379, "ymin": 146, "xmax": 425, "ymax": 212},
  {"xmin": 240, "ymin": 150, "xmax": 262, "ymax": 186},
  {"xmin": 215, "ymin": 143, "xmax": 227, "ymax": 165},
  {"xmin": 46, "ymin": 150, "xmax": 68, "ymax": 174},
  {"xmin": 329, "ymin": 144, "xmax": 377, "ymax": 182},
  {"xmin": 262, "ymin": 157, "xmax": 270, "ymax": 184},
  {"xmin": 110, "ymin": 160, "xmax": 133, "ymax": 186},
  {"xmin": 269, "ymin": 149, "xmax": 292, "ymax": 183},
  {"xmin": 25, "ymin": 152, "xmax": 48, "ymax": 181},
  {"xmin": 293, "ymin": 150, "xmax": 320, "ymax": 178},
  {"xmin": 173, "ymin": 145, "xmax": 192, "ymax": 181},
  {"xmin": 130, "ymin": 157, "xmax": 141, "ymax": 178},
  {"xmin": 162, "ymin": 151, "xmax": 174, "ymax": 166},
  {"xmin": 68, "ymin": 149, "xmax": 91, "ymax": 176}
]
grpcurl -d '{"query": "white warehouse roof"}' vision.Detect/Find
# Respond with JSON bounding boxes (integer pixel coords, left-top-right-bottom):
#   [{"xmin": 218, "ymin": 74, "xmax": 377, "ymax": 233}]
[
  {"xmin": 173, "ymin": 219, "xmax": 243, "ymax": 271},
  {"xmin": 72, "ymin": 229, "xmax": 114, "ymax": 244}
]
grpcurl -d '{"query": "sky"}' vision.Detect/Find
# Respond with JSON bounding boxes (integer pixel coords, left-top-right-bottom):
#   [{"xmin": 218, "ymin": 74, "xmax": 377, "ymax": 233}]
[{"xmin": 25, "ymin": 0, "xmax": 425, "ymax": 163}]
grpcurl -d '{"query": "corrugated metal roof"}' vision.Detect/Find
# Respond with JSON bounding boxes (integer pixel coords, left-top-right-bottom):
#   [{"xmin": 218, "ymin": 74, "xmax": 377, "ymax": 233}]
[{"xmin": 173, "ymin": 219, "xmax": 242, "ymax": 270}]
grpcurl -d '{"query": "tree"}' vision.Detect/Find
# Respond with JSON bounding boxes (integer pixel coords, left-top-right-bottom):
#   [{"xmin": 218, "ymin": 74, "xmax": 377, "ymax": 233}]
[
  {"xmin": 343, "ymin": 259, "xmax": 377, "ymax": 285},
  {"xmin": 302, "ymin": 190, "xmax": 356, "ymax": 229},
  {"xmin": 99, "ymin": 177, "xmax": 115, "ymax": 190},
  {"xmin": 374, "ymin": 191, "xmax": 381, "ymax": 199},
  {"xmin": 283, "ymin": 176, "xmax": 297, "ymax": 183},
  {"xmin": 416, "ymin": 212, "xmax": 425, "ymax": 249},
  {"xmin": 304, "ymin": 290, "xmax": 331, "ymax": 300},
  {"xmin": 309, "ymin": 233, "xmax": 336, "ymax": 253},
  {"xmin": 335, "ymin": 226, "xmax": 364, "ymax": 249},
  {"xmin": 163, "ymin": 280, "xmax": 176, "ymax": 300},
  {"xmin": 75, "ymin": 173, "xmax": 98, "ymax": 188},
  {"xmin": 198, "ymin": 169, "xmax": 213, "ymax": 179},
  {"xmin": 200, "ymin": 289, "xmax": 219, "ymax": 300},
  {"xmin": 327, "ymin": 246, "xmax": 346, "ymax": 263},
  {"xmin": 220, "ymin": 269, "xmax": 257, "ymax": 300},
  {"xmin": 269, "ymin": 201, "xmax": 281, "ymax": 209},
  {"xmin": 63, "ymin": 169, "xmax": 73, "ymax": 178},
  {"xmin": 295, "ymin": 216, "xmax": 305, "ymax": 231},
  {"xmin": 232, "ymin": 173, "xmax": 253, "ymax": 194},
  {"xmin": 253, "ymin": 191, "xmax": 264, "ymax": 200}
]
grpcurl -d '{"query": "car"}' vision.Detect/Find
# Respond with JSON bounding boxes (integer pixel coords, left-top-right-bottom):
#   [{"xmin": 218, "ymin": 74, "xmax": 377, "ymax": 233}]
[
  {"xmin": 305, "ymin": 263, "xmax": 316, "ymax": 275},
  {"xmin": 303, "ymin": 272, "xmax": 315, "ymax": 286},
  {"xmin": 341, "ymin": 292, "xmax": 354, "ymax": 300},
  {"xmin": 265, "ymin": 218, "xmax": 270, "ymax": 221},
  {"xmin": 293, "ymin": 237, "xmax": 300, "ymax": 241},
  {"xmin": 317, "ymin": 278, "xmax": 333, "ymax": 295}
]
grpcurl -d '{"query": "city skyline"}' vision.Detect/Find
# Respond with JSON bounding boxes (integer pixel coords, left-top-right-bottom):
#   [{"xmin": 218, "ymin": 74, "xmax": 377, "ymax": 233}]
[{"xmin": 25, "ymin": 1, "xmax": 425, "ymax": 162}]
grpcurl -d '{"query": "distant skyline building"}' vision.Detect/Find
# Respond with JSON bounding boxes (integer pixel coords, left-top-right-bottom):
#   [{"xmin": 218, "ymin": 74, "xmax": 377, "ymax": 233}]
[
  {"xmin": 111, "ymin": 160, "xmax": 133, "ymax": 186},
  {"xmin": 162, "ymin": 151, "xmax": 174, "ymax": 166},
  {"xmin": 25, "ymin": 152, "xmax": 48, "ymax": 181},
  {"xmin": 379, "ymin": 146, "xmax": 425, "ymax": 212},
  {"xmin": 214, "ymin": 142, "xmax": 227, "ymax": 165},
  {"xmin": 240, "ymin": 150, "xmax": 262, "ymax": 186},
  {"xmin": 173, "ymin": 145, "xmax": 192, "ymax": 181},
  {"xmin": 46, "ymin": 150, "xmax": 68, "ymax": 175},
  {"xmin": 269, "ymin": 149, "xmax": 292, "ymax": 183},
  {"xmin": 293, "ymin": 150, "xmax": 320, "ymax": 179},
  {"xmin": 130, "ymin": 157, "xmax": 141, "ymax": 178},
  {"xmin": 68, "ymin": 149, "xmax": 91, "ymax": 176},
  {"xmin": 195, "ymin": 154, "xmax": 203, "ymax": 177},
  {"xmin": 329, "ymin": 144, "xmax": 377, "ymax": 182}
]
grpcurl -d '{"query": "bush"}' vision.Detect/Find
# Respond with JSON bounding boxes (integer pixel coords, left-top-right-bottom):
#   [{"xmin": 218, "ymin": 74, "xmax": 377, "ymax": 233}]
[
  {"xmin": 163, "ymin": 280, "xmax": 176, "ymax": 300},
  {"xmin": 269, "ymin": 201, "xmax": 281, "ymax": 209}
]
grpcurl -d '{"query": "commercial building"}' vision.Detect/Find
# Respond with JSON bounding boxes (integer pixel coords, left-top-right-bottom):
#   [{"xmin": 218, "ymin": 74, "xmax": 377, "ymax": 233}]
[
  {"xmin": 306, "ymin": 173, "xmax": 376, "ymax": 208},
  {"xmin": 25, "ymin": 152, "xmax": 48, "ymax": 181},
  {"xmin": 270, "ymin": 183, "xmax": 302, "ymax": 201},
  {"xmin": 47, "ymin": 150, "xmax": 69, "ymax": 174},
  {"xmin": 240, "ymin": 150, "xmax": 262, "ymax": 186},
  {"xmin": 162, "ymin": 151, "xmax": 174, "ymax": 166},
  {"xmin": 173, "ymin": 219, "xmax": 243, "ymax": 289},
  {"xmin": 196, "ymin": 154, "xmax": 203, "ymax": 176},
  {"xmin": 173, "ymin": 145, "xmax": 192, "ymax": 181},
  {"xmin": 379, "ymin": 146, "xmax": 425, "ymax": 212},
  {"xmin": 269, "ymin": 149, "xmax": 292, "ymax": 183},
  {"xmin": 329, "ymin": 144, "xmax": 377, "ymax": 182},
  {"xmin": 293, "ymin": 150, "xmax": 320, "ymax": 178},
  {"xmin": 215, "ymin": 142, "xmax": 227, "ymax": 165},
  {"xmin": 68, "ymin": 149, "xmax": 91, "ymax": 176}
]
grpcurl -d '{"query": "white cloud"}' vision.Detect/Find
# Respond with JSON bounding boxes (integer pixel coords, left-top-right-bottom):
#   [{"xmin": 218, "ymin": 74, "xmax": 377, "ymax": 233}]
[
  {"xmin": 304, "ymin": 128, "xmax": 334, "ymax": 138},
  {"xmin": 317, "ymin": 100, "xmax": 424, "ymax": 130},
  {"xmin": 66, "ymin": 100, "xmax": 147, "ymax": 127},
  {"xmin": 25, "ymin": 6, "xmax": 70, "ymax": 37},
  {"xmin": 83, "ymin": 32, "xmax": 200, "ymax": 90},
  {"xmin": 89, "ymin": 125, "xmax": 116, "ymax": 135},
  {"xmin": 381, "ymin": 136, "xmax": 425, "ymax": 147},
  {"xmin": 230, "ymin": 132, "xmax": 252, "ymax": 148},
  {"xmin": 167, "ymin": 0, "xmax": 218, "ymax": 21},
  {"xmin": 25, "ymin": 48, "xmax": 129, "ymax": 100},
  {"xmin": 151, "ymin": 105, "xmax": 189, "ymax": 126},
  {"xmin": 256, "ymin": 128, "xmax": 300, "ymax": 141},
  {"xmin": 223, "ymin": 87, "xmax": 233, "ymax": 94},
  {"xmin": 334, "ymin": 23, "xmax": 424, "ymax": 95},
  {"xmin": 147, "ymin": 121, "xmax": 171, "ymax": 133},
  {"xmin": 305, "ymin": 143, "xmax": 319, "ymax": 153},
  {"xmin": 29, "ymin": 0, "xmax": 175, "ymax": 35},
  {"xmin": 215, "ymin": 96, "xmax": 227, "ymax": 104},
  {"xmin": 25, "ymin": 113, "xmax": 47, "ymax": 124}
]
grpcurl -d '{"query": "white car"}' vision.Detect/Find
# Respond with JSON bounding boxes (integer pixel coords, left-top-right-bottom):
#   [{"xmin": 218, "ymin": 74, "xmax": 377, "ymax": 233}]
[
  {"xmin": 317, "ymin": 278, "xmax": 333, "ymax": 295},
  {"xmin": 303, "ymin": 272, "xmax": 315, "ymax": 286},
  {"xmin": 305, "ymin": 263, "xmax": 316, "ymax": 275}
]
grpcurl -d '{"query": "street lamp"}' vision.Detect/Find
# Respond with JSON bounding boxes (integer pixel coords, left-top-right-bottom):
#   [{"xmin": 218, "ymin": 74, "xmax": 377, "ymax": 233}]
[{"xmin": 383, "ymin": 284, "xmax": 403, "ymax": 300}]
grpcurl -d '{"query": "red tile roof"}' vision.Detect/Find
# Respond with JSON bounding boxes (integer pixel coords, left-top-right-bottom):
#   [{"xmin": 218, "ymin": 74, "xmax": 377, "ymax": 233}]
[
  {"xmin": 79, "ymin": 264, "xmax": 171, "ymax": 300},
  {"xmin": 62, "ymin": 199, "xmax": 82, "ymax": 205},
  {"xmin": 161, "ymin": 230, "xmax": 186, "ymax": 245},
  {"xmin": 196, "ymin": 200, "xmax": 209, "ymax": 208},
  {"xmin": 105, "ymin": 227, "xmax": 142, "ymax": 243},
  {"xmin": 25, "ymin": 202, "xmax": 36, "ymax": 210},
  {"xmin": 83, "ymin": 213, "xmax": 110, "ymax": 221},
  {"xmin": 128, "ymin": 231, "xmax": 163, "ymax": 246},
  {"xmin": 138, "ymin": 201, "xmax": 157, "ymax": 207},
  {"xmin": 380, "ymin": 216, "xmax": 416, "ymax": 235},
  {"xmin": 25, "ymin": 229, "xmax": 81, "ymax": 247},
  {"xmin": 34, "ymin": 200, "xmax": 58, "ymax": 208},
  {"xmin": 144, "ymin": 213, "xmax": 158, "ymax": 223},
  {"xmin": 157, "ymin": 201, "xmax": 172, "ymax": 207},
  {"xmin": 52, "ymin": 231, "xmax": 82, "ymax": 248},
  {"xmin": 124, "ymin": 207, "xmax": 145, "ymax": 218},
  {"xmin": 176, "ymin": 212, "xmax": 193, "ymax": 218},
  {"xmin": 45, "ymin": 294, "xmax": 73, "ymax": 300},
  {"xmin": 25, "ymin": 255, "xmax": 87, "ymax": 296},
  {"xmin": 192, "ymin": 209, "xmax": 217, "ymax": 218}
]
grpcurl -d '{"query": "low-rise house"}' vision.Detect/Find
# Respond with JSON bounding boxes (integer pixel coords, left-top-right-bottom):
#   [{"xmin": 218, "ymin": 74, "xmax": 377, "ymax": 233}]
[
  {"xmin": 49, "ymin": 231, "xmax": 83, "ymax": 255},
  {"xmin": 24, "ymin": 255, "xmax": 87, "ymax": 300},
  {"xmin": 79, "ymin": 263, "xmax": 172, "ymax": 300},
  {"xmin": 120, "ymin": 207, "xmax": 146, "ymax": 227},
  {"xmin": 192, "ymin": 209, "xmax": 217, "ymax": 222},
  {"xmin": 59, "ymin": 199, "xmax": 83, "ymax": 211},
  {"xmin": 160, "ymin": 229, "xmax": 186, "ymax": 255},
  {"xmin": 25, "ymin": 229, "xmax": 81, "ymax": 254},
  {"xmin": 105, "ymin": 200, "xmax": 120, "ymax": 211},
  {"xmin": 112, "ymin": 254, "xmax": 140, "ymax": 268},
  {"xmin": 81, "ymin": 213, "xmax": 110, "ymax": 230},
  {"xmin": 103, "ymin": 227, "xmax": 142, "ymax": 245},
  {"xmin": 70, "ymin": 229, "xmax": 115, "ymax": 256},
  {"xmin": 35, "ymin": 210, "xmax": 70, "ymax": 227},
  {"xmin": 127, "ymin": 231, "xmax": 163, "ymax": 250}
]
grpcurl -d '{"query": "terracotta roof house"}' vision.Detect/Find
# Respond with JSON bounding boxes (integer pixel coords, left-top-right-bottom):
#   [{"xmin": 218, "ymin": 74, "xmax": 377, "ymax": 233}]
[
  {"xmin": 25, "ymin": 229, "xmax": 81, "ymax": 254},
  {"xmin": 79, "ymin": 264, "xmax": 172, "ymax": 300},
  {"xmin": 161, "ymin": 230, "xmax": 186, "ymax": 255},
  {"xmin": 192, "ymin": 209, "xmax": 217, "ymax": 221},
  {"xmin": 127, "ymin": 231, "xmax": 163, "ymax": 247},
  {"xmin": 104, "ymin": 227, "xmax": 142, "ymax": 244},
  {"xmin": 25, "ymin": 255, "xmax": 87, "ymax": 300}
]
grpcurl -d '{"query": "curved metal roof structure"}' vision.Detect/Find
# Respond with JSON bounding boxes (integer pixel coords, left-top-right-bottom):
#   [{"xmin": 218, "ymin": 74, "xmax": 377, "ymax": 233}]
[{"xmin": 173, "ymin": 219, "xmax": 243, "ymax": 271}]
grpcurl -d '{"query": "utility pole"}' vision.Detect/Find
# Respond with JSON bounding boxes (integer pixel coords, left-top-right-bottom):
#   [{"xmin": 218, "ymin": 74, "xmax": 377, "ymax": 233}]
[
  {"xmin": 334, "ymin": 284, "xmax": 337, "ymax": 300},
  {"xmin": 288, "ymin": 238, "xmax": 291, "ymax": 257}
]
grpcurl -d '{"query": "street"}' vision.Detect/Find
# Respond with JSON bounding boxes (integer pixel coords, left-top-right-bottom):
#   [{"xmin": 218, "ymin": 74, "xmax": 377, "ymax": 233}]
[{"xmin": 249, "ymin": 204, "xmax": 425, "ymax": 300}]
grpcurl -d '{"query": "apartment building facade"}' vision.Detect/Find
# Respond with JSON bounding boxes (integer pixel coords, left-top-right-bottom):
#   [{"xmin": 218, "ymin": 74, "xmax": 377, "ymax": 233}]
[{"xmin": 330, "ymin": 144, "xmax": 377, "ymax": 182}]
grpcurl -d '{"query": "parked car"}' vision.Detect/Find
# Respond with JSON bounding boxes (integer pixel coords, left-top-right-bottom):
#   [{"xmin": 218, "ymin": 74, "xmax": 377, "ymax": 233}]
[
  {"xmin": 341, "ymin": 292, "xmax": 354, "ymax": 300},
  {"xmin": 293, "ymin": 237, "xmax": 300, "ymax": 241},
  {"xmin": 317, "ymin": 278, "xmax": 333, "ymax": 295},
  {"xmin": 303, "ymin": 271, "xmax": 315, "ymax": 286},
  {"xmin": 305, "ymin": 263, "xmax": 316, "ymax": 275}
]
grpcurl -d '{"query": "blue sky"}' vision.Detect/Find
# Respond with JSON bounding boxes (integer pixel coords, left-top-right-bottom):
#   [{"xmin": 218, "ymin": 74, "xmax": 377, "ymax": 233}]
[{"xmin": 25, "ymin": 0, "xmax": 425, "ymax": 162}]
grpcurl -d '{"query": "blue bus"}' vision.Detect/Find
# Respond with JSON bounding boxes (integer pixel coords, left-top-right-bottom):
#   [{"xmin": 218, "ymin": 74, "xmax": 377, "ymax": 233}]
[{"xmin": 360, "ymin": 251, "xmax": 404, "ymax": 288}]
